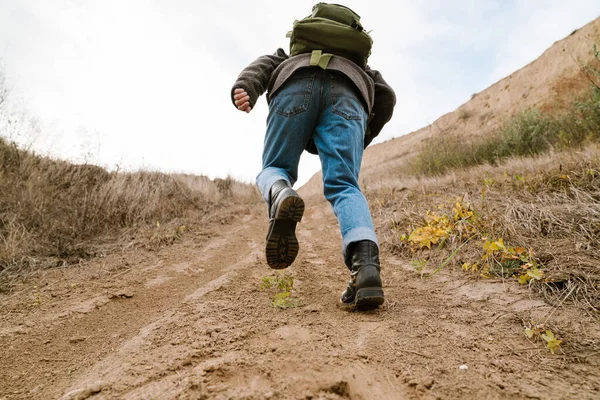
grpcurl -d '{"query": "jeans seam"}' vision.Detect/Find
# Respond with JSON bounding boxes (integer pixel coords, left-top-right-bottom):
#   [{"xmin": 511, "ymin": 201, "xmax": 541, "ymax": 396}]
[{"xmin": 332, "ymin": 108, "xmax": 362, "ymax": 120}]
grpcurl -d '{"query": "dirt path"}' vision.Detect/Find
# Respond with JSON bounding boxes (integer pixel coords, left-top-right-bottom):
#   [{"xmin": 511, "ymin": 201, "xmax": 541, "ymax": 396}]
[{"xmin": 1, "ymin": 197, "xmax": 599, "ymax": 399}]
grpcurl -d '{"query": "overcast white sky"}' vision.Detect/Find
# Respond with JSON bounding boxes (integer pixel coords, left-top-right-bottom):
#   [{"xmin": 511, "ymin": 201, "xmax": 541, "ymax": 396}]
[{"xmin": 1, "ymin": 1, "xmax": 599, "ymax": 186}]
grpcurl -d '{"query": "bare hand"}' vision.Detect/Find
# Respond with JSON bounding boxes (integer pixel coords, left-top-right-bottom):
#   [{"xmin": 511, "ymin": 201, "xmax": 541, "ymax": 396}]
[{"xmin": 233, "ymin": 88, "xmax": 252, "ymax": 113}]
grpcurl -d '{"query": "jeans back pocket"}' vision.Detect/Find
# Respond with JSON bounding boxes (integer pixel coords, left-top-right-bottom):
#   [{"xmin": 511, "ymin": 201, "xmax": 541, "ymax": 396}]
[
  {"xmin": 330, "ymin": 73, "xmax": 366, "ymax": 121},
  {"xmin": 272, "ymin": 72, "xmax": 315, "ymax": 117}
]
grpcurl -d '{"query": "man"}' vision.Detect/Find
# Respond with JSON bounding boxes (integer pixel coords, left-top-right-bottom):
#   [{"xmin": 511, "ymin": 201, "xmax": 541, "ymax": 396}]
[{"xmin": 231, "ymin": 4, "xmax": 395, "ymax": 310}]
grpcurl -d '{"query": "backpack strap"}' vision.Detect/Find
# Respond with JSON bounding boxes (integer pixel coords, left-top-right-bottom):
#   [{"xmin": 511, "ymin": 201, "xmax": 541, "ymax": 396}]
[{"xmin": 309, "ymin": 50, "xmax": 333, "ymax": 70}]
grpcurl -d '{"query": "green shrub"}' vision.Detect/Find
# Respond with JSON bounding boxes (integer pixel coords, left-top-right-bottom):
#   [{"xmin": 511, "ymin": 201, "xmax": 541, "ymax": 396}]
[
  {"xmin": 410, "ymin": 134, "xmax": 501, "ymax": 175},
  {"xmin": 495, "ymin": 110, "xmax": 557, "ymax": 157}
]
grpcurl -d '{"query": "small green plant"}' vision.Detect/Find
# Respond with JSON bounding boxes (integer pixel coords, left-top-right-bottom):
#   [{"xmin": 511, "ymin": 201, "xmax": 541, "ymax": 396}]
[
  {"xmin": 410, "ymin": 259, "xmax": 428, "ymax": 273},
  {"xmin": 260, "ymin": 273, "xmax": 294, "ymax": 292},
  {"xmin": 260, "ymin": 272, "xmax": 298, "ymax": 309},
  {"xmin": 272, "ymin": 292, "xmax": 298, "ymax": 309},
  {"xmin": 514, "ymin": 174, "xmax": 524, "ymax": 182}
]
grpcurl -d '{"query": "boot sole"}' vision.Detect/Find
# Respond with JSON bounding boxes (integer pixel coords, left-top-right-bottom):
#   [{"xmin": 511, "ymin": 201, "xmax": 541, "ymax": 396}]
[
  {"xmin": 355, "ymin": 287, "xmax": 385, "ymax": 310},
  {"xmin": 265, "ymin": 195, "xmax": 305, "ymax": 269}
]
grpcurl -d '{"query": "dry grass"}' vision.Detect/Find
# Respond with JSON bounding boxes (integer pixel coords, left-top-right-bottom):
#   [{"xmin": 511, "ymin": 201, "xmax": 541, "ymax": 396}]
[
  {"xmin": 0, "ymin": 137, "xmax": 260, "ymax": 290},
  {"xmin": 369, "ymin": 146, "xmax": 600, "ymax": 314}
]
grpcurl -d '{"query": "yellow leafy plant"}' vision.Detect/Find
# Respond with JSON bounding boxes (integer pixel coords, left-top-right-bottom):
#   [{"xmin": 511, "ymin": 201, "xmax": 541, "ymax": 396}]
[
  {"xmin": 525, "ymin": 322, "xmax": 563, "ymax": 354},
  {"xmin": 406, "ymin": 197, "xmax": 477, "ymax": 250},
  {"xmin": 541, "ymin": 330, "xmax": 563, "ymax": 354},
  {"xmin": 478, "ymin": 238, "xmax": 544, "ymax": 283},
  {"xmin": 407, "ymin": 211, "xmax": 452, "ymax": 249},
  {"xmin": 462, "ymin": 262, "xmax": 479, "ymax": 274}
]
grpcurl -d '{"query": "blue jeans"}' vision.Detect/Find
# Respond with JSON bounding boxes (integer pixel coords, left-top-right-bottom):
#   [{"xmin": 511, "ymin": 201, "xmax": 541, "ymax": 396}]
[{"xmin": 256, "ymin": 67, "xmax": 378, "ymax": 262}]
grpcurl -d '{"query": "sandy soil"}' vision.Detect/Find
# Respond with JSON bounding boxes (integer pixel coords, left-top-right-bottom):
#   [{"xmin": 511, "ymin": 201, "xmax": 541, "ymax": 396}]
[{"xmin": 1, "ymin": 195, "xmax": 599, "ymax": 400}]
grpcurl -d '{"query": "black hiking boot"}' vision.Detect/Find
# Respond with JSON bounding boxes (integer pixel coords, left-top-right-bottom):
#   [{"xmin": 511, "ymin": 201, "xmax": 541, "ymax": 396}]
[
  {"xmin": 340, "ymin": 240, "xmax": 384, "ymax": 310},
  {"xmin": 265, "ymin": 180, "xmax": 305, "ymax": 269}
]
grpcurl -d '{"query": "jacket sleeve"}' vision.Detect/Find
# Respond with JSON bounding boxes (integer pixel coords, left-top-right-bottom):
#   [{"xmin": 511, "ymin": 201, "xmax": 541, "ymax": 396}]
[
  {"xmin": 364, "ymin": 66, "xmax": 396, "ymax": 147},
  {"xmin": 231, "ymin": 48, "xmax": 289, "ymax": 109}
]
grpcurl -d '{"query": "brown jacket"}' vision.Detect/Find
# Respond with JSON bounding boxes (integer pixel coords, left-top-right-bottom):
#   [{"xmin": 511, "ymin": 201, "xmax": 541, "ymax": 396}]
[{"xmin": 231, "ymin": 48, "xmax": 396, "ymax": 154}]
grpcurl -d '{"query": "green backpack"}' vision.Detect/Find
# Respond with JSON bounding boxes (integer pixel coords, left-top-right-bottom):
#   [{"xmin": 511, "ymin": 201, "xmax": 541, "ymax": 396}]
[{"xmin": 287, "ymin": 3, "xmax": 373, "ymax": 69}]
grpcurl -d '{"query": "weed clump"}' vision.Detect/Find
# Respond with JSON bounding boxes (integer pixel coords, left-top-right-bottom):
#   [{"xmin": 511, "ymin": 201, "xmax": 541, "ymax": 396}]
[{"xmin": 398, "ymin": 196, "xmax": 545, "ymax": 283}]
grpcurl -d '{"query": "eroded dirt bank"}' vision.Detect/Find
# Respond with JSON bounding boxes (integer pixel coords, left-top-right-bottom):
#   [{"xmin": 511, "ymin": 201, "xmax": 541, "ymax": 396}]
[{"xmin": 1, "ymin": 197, "xmax": 599, "ymax": 399}]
